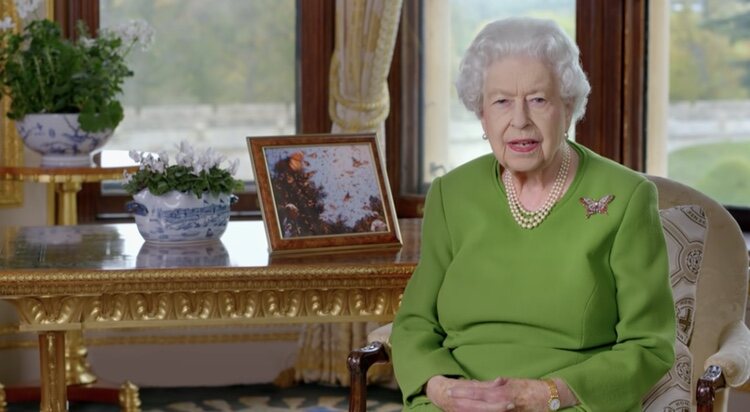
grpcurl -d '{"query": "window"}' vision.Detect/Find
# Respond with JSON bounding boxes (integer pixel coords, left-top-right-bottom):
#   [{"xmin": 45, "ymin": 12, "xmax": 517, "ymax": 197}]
[
  {"xmin": 67, "ymin": 0, "xmax": 321, "ymax": 222},
  {"xmin": 90, "ymin": 0, "xmax": 295, "ymax": 219},
  {"xmin": 71, "ymin": 1, "xmax": 646, "ymax": 222},
  {"xmin": 393, "ymin": 0, "xmax": 647, "ymax": 215},
  {"xmin": 663, "ymin": 0, "xmax": 750, "ymax": 209},
  {"xmin": 417, "ymin": 0, "xmax": 576, "ymax": 192},
  {"xmin": 99, "ymin": 0, "xmax": 296, "ymax": 184}
]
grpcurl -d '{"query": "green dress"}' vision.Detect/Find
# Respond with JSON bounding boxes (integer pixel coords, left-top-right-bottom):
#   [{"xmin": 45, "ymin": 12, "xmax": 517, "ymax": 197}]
[{"xmin": 390, "ymin": 142, "xmax": 676, "ymax": 411}]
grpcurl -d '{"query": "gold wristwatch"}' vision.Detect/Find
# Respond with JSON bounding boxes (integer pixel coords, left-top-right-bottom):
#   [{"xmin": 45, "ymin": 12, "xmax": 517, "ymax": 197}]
[{"xmin": 544, "ymin": 379, "xmax": 561, "ymax": 411}]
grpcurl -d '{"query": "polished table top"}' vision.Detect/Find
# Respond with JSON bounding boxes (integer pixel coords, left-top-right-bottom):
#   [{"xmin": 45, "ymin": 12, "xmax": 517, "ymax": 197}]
[
  {"xmin": 0, "ymin": 219, "xmax": 420, "ymax": 330},
  {"xmin": 0, "ymin": 164, "xmax": 138, "ymax": 183}
]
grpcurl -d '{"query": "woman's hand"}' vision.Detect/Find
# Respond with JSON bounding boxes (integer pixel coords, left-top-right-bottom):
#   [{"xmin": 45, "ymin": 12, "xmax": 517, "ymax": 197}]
[
  {"xmin": 425, "ymin": 375, "xmax": 457, "ymax": 410},
  {"xmin": 426, "ymin": 375, "xmax": 510, "ymax": 411},
  {"xmin": 428, "ymin": 376, "xmax": 577, "ymax": 411}
]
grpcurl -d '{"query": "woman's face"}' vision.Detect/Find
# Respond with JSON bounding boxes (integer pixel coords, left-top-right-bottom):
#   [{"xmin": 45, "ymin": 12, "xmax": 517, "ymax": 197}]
[{"xmin": 480, "ymin": 55, "xmax": 572, "ymax": 176}]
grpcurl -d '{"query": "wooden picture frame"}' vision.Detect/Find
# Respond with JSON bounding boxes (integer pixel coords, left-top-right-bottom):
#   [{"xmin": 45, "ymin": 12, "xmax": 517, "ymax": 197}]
[{"xmin": 247, "ymin": 133, "xmax": 402, "ymax": 255}]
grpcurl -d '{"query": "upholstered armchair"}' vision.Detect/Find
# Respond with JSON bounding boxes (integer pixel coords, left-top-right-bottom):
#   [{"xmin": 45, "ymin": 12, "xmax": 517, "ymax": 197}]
[{"xmin": 347, "ymin": 175, "xmax": 750, "ymax": 412}]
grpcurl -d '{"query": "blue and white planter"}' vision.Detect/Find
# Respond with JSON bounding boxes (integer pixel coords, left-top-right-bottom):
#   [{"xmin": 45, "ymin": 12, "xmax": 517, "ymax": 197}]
[
  {"xmin": 15, "ymin": 113, "xmax": 114, "ymax": 167},
  {"xmin": 127, "ymin": 189, "xmax": 236, "ymax": 244}
]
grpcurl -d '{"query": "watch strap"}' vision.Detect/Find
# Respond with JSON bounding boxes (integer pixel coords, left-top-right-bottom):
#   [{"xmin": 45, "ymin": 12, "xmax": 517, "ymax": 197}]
[{"xmin": 543, "ymin": 379, "xmax": 561, "ymax": 411}]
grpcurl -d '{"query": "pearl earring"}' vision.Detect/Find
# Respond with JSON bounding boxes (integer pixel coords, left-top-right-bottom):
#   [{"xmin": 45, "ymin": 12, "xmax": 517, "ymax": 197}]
[{"xmin": 482, "ymin": 133, "xmax": 488, "ymax": 140}]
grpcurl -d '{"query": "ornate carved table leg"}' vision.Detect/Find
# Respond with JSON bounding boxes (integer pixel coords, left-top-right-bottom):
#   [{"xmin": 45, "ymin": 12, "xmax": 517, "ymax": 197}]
[
  {"xmin": 64, "ymin": 330, "xmax": 96, "ymax": 385},
  {"xmin": 39, "ymin": 331, "xmax": 67, "ymax": 412},
  {"xmin": 56, "ymin": 182, "xmax": 101, "ymax": 390},
  {"xmin": 119, "ymin": 381, "xmax": 141, "ymax": 412}
]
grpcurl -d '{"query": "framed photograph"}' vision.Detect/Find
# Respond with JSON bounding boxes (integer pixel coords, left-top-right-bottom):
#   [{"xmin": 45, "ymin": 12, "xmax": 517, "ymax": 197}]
[{"xmin": 247, "ymin": 133, "xmax": 402, "ymax": 255}]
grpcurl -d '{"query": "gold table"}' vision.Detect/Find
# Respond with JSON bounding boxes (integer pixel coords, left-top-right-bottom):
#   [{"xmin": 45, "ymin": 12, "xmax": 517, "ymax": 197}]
[
  {"xmin": 0, "ymin": 165, "xmax": 137, "ymax": 225},
  {"xmin": 0, "ymin": 219, "xmax": 420, "ymax": 412},
  {"xmin": 0, "ymin": 164, "xmax": 140, "ymax": 402}
]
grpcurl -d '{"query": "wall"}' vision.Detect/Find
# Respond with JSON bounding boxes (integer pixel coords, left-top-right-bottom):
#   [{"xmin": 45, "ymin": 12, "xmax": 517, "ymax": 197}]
[
  {"xmin": 0, "ymin": 325, "xmax": 301, "ymax": 388},
  {"xmin": 0, "ymin": 151, "xmax": 49, "ymax": 229}
]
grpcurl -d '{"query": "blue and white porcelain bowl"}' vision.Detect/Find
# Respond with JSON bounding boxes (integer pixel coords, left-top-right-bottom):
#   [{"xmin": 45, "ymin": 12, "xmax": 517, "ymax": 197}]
[
  {"xmin": 15, "ymin": 113, "xmax": 114, "ymax": 167},
  {"xmin": 127, "ymin": 189, "xmax": 236, "ymax": 244}
]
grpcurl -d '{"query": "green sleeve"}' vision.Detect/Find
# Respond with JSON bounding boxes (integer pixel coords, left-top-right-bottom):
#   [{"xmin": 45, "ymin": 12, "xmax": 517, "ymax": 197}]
[
  {"xmin": 391, "ymin": 177, "xmax": 469, "ymax": 407},
  {"xmin": 554, "ymin": 180, "xmax": 676, "ymax": 411}
]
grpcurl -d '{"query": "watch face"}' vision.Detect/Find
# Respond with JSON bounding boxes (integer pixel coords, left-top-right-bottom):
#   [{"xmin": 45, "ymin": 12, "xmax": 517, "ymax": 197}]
[{"xmin": 549, "ymin": 399, "xmax": 561, "ymax": 410}]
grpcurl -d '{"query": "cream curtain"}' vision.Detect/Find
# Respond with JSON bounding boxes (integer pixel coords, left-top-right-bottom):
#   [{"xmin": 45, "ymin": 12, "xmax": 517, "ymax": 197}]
[
  {"xmin": 291, "ymin": 0, "xmax": 402, "ymax": 386},
  {"xmin": 329, "ymin": 0, "xmax": 402, "ymax": 152}
]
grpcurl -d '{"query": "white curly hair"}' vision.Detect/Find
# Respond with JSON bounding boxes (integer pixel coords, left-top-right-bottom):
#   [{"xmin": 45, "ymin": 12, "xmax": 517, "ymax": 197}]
[{"xmin": 455, "ymin": 17, "xmax": 591, "ymax": 124}]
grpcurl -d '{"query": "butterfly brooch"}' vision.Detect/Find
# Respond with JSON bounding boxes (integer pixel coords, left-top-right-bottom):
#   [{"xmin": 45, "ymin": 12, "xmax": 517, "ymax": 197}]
[{"xmin": 579, "ymin": 195, "xmax": 615, "ymax": 219}]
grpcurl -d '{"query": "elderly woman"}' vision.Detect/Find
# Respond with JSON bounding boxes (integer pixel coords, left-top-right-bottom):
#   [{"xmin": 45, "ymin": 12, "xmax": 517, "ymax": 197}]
[{"xmin": 390, "ymin": 17, "xmax": 675, "ymax": 411}]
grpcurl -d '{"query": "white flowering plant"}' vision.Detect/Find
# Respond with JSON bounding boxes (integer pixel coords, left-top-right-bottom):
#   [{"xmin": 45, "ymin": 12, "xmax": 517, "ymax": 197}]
[
  {"xmin": 0, "ymin": 0, "xmax": 154, "ymax": 132},
  {"xmin": 123, "ymin": 141, "xmax": 244, "ymax": 198}
]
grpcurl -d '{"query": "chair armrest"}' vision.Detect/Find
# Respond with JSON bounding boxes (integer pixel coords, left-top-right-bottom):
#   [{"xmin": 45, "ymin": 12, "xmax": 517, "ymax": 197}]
[
  {"xmin": 704, "ymin": 320, "xmax": 750, "ymax": 386},
  {"xmin": 367, "ymin": 322, "xmax": 393, "ymax": 345},
  {"xmin": 697, "ymin": 365, "xmax": 725, "ymax": 412},
  {"xmin": 348, "ymin": 341, "xmax": 391, "ymax": 412},
  {"xmin": 349, "ymin": 341, "xmax": 391, "ymax": 377}
]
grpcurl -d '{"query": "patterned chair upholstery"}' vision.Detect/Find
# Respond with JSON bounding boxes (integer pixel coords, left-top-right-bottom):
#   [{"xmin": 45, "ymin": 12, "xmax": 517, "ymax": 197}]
[{"xmin": 347, "ymin": 175, "xmax": 750, "ymax": 412}]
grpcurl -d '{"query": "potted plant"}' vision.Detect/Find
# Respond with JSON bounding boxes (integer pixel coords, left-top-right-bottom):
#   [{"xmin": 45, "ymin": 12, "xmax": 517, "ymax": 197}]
[
  {"xmin": 124, "ymin": 141, "xmax": 244, "ymax": 244},
  {"xmin": 0, "ymin": 0, "xmax": 153, "ymax": 166}
]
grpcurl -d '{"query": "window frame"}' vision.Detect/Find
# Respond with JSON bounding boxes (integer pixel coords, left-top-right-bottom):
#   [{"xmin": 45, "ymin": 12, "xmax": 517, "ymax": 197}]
[{"xmin": 68, "ymin": 0, "xmax": 332, "ymax": 222}]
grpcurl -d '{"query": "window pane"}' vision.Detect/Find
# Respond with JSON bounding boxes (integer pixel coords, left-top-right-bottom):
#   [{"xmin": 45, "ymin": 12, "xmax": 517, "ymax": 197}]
[
  {"xmin": 666, "ymin": 0, "xmax": 750, "ymax": 207},
  {"xmin": 419, "ymin": 0, "xmax": 576, "ymax": 192},
  {"xmin": 99, "ymin": 0, "xmax": 296, "ymax": 186}
]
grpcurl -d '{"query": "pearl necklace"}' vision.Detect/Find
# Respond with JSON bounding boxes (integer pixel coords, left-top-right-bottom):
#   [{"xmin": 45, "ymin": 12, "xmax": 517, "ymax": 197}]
[{"xmin": 502, "ymin": 144, "xmax": 571, "ymax": 229}]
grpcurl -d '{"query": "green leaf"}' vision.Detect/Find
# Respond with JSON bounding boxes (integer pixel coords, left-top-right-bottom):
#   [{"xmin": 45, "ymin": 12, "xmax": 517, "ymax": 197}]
[{"xmin": 0, "ymin": 19, "xmax": 144, "ymax": 132}]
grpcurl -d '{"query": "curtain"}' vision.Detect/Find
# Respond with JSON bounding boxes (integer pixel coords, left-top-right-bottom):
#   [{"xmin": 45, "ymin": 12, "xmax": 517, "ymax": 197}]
[
  {"xmin": 290, "ymin": 0, "xmax": 402, "ymax": 386},
  {"xmin": 329, "ymin": 0, "xmax": 402, "ymax": 153}
]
